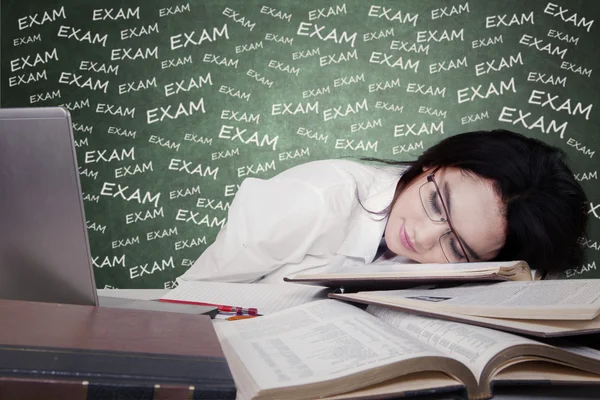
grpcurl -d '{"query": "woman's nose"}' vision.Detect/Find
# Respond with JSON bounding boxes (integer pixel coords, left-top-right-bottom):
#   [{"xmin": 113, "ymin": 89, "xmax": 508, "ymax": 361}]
[{"xmin": 417, "ymin": 219, "xmax": 450, "ymax": 250}]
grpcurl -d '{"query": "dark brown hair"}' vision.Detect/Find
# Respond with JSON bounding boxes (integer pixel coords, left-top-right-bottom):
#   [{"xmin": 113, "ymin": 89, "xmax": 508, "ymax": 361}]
[{"xmin": 360, "ymin": 129, "xmax": 589, "ymax": 274}]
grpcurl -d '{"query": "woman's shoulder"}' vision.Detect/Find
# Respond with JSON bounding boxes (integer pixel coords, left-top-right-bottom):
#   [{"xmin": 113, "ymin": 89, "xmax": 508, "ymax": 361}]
[
  {"xmin": 232, "ymin": 160, "xmax": 372, "ymax": 224},
  {"xmin": 234, "ymin": 159, "xmax": 404, "ymax": 213},
  {"xmin": 274, "ymin": 158, "xmax": 404, "ymax": 185}
]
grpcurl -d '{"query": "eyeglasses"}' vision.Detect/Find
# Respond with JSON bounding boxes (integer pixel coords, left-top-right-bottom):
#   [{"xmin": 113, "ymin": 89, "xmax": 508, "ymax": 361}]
[{"xmin": 419, "ymin": 167, "xmax": 471, "ymax": 263}]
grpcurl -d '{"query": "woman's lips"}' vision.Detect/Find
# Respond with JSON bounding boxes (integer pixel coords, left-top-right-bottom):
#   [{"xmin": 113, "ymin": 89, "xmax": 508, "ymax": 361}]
[{"xmin": 400, "ymin": 223, "xmax": 416, "ymax": 252}]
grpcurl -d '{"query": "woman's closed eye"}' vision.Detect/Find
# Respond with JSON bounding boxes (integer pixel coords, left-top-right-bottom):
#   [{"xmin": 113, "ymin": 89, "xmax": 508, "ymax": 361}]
[
  {"xmin": 429, "ymin": 191, "xmax": 442, "ymax": 215},
  {"xmin": 448, "ymin": 237, "xmax": 466, "ymax": 260}
]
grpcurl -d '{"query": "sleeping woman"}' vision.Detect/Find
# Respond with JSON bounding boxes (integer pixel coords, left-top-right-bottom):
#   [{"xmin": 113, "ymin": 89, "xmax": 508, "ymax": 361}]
[{"xmin": 178, "ymin": 129, "xmax": 588, "ymax": 283}]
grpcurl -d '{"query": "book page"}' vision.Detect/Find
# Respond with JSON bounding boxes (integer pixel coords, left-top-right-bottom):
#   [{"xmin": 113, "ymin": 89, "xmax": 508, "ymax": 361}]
[
  {"xmin": 366, "ymin": 305, "xmax": 540, "ymax": 381},
  {"xmin": 542, "ymin": 341, "xmax": 600, "ymax": 361},
  {"xmin": 334, "ymin": 291, "xmax": 600, "ymax": 336},
  {"xmin": 366, "ymin": 280, "xmax": 600, "ymax": 319},
  {"xmin": 161, "ymin": 281, "xmax": 328, "ymax": 314},
  {"xmin": 216, "ymin": 299, "xmax": 445, "ymax": 391},
  {"xmin": 494, "ymin": 361, "xmax": 600, "ymax": 383}
]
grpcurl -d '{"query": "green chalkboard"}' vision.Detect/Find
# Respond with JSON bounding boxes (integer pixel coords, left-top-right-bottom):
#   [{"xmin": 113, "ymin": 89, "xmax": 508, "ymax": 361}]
[{"xmin": 1, "ymin": 0, "xmax": 599, "ymax": 287}]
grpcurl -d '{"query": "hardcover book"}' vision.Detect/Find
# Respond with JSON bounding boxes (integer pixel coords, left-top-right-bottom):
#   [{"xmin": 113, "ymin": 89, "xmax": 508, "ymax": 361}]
[
  {"xmin": 0, "ymin": 299, "xmax": 236, "ymax": 400},
  {"xmin": 330, "ymin": 279, "xmax": 600, "ymax": 337},
  {"xmin": 284, "ymin": 260, "xmax": 532, "ymax": 291}
]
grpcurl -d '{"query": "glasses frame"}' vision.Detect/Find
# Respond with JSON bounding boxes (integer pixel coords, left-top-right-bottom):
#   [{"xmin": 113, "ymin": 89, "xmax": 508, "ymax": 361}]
[{"xmin": 420, "ymin": 167, "xmax": 471, "ymax": 263}]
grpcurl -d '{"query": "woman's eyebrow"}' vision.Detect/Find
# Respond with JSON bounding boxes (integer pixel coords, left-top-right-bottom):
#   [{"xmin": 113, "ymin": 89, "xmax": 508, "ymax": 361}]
[{"xmin": 443, "ymin": 181, "xmax": 481, "ymax": 260}]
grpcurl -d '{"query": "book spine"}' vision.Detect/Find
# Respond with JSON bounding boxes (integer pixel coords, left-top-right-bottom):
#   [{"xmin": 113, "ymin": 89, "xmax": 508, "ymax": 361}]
[
  {"xmin": 402, "ymin": 384, "xmax": 466, "ymax": 399},
  {"xmin": 0, "ymin": 377, "xmax": 88, "ymax": 400},
  {"xmin": 468, "ymin": 387, "xmax": 493, "ymax": 400},
  {"xmin": 0, "ymin": 377, "xmax": 236, "ymax": 400}
]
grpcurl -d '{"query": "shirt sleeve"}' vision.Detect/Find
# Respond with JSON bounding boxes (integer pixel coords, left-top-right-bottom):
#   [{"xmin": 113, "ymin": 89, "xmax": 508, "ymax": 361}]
[{"xmin": 177, "ymin": 167, "xmax": 356, "ymax": 283}]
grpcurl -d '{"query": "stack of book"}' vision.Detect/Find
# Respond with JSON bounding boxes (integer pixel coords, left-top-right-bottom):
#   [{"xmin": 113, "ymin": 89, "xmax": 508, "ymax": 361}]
[{"xmin": 162, "ymin": 261, "xmax": 600, "ymax": 400}]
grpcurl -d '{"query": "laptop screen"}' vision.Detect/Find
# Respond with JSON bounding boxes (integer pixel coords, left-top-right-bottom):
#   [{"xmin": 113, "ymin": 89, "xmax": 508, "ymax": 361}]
[{"xmin": 0, "ymin": 107, "xmax": 97, "ymax": 306}]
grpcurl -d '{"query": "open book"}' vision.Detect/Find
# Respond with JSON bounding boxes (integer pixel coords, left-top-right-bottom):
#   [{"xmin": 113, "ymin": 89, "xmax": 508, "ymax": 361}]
[
  {"xmin": 330, "ymin": 280, "xmax": 600, "ymax": 337},
  {"xmin": 216, "ymin": 299, "xmax": 600, "ymax": 400},
  {"xmin": 284, "ymin": 260, "xmax": 532, "ymax": 290}
]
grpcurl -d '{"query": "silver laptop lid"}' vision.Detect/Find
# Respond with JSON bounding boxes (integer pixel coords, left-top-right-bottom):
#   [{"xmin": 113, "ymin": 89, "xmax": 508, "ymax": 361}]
[{"xmin": 0, "ymin": 107, "xmax": 97, "ymax": 306}]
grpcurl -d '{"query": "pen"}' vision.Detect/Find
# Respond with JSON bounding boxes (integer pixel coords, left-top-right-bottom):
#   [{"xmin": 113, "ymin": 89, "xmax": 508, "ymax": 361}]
[
  {"xmin": 159, "ymin": 299, "xmax": 259, "ymax": 315},
  {"xmin": 218, "ymin": 306, "xmax": 259, "ymax": 316},
  {"xmin": 227, "ymin": 315, "xmax": 261, "ymax": 321}
]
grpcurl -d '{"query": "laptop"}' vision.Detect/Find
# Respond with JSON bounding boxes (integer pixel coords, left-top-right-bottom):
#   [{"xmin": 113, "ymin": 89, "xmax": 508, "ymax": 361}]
[{"xmin": 0, "ymin": 107, "xmax": 217, "ymax": 317}]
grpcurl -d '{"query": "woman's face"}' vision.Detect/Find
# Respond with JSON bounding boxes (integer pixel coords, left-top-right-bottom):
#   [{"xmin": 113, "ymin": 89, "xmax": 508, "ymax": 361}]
[{"xmin": 385, "ymin": 166, "xmax": 507, "ymax": 263}]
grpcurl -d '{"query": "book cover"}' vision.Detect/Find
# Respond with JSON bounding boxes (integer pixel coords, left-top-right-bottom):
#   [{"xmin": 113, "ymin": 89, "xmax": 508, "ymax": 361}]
[{"xmin": 0, "ymin": 299, "xmax": 236, "ymax": 400}]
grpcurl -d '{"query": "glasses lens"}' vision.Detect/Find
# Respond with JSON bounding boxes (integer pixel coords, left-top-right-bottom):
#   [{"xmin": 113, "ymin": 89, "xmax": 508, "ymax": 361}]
[
  {"xmin": 440, "ymin": 231, "xmax": 467, "ymax": 263},
  {"xmin": 420, "ymin": 181, "xmax": 446, "ymax": 222}
]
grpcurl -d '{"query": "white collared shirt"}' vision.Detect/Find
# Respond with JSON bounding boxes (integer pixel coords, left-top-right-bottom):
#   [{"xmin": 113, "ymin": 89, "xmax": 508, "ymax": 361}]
[{"xmin": 177, "ymin": 159, "xmax": 413, "ymax": 284}]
